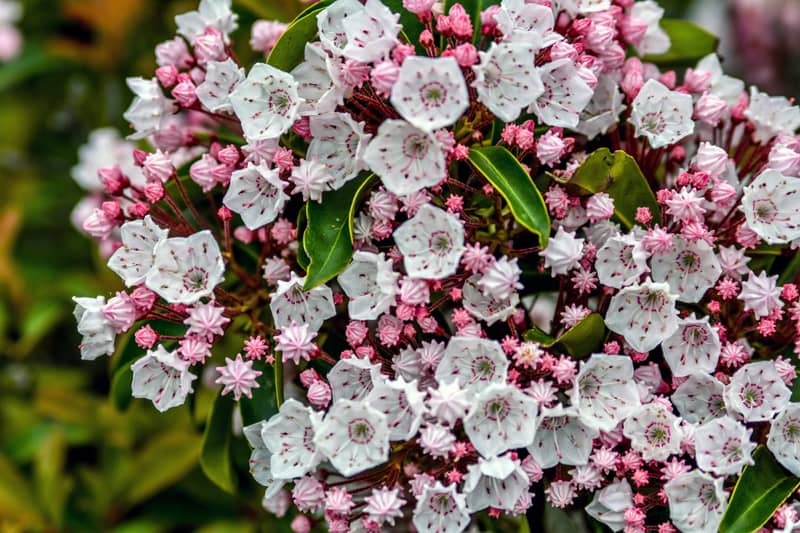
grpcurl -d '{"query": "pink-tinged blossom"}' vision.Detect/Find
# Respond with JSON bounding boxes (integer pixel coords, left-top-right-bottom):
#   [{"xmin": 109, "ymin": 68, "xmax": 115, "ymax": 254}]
[
  {"xmin": 739, "ymin": 270, "xmax": 783, "ymax": 318},
  {"xmin": 184, "ymin": 300, "xmax": 230, "ymax": 340},
  {"xmin": 215, "ymin": 353, "xmax": 262, "ymax": 401},
  {"xmin": 275, "ymin": 322, "xmax": 318, "ymax": 364}
]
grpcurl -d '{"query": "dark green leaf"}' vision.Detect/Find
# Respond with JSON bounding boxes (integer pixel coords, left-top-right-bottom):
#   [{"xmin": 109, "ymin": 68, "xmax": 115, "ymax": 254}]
[
  {"xmin": 0, "ymin": 46, "xmax": 68, "ymax": 92},
  {"xmin": 239, "ymin": 360, "xmax": 279, "ymax": 426},
  {"xmin": 779, "ymin": 251, "xmax": 800, "ymax": 285},
  {"xmin": 267, "ymin": 5, "xmax": 325, "ymax": 72},
  {"xmin": 469, "ymin": 146, "xmax": 551, "ymax": 247},
  {"xmin": 303, "ymin": 173, "xmax": 376, "ymax": 290},
  {"xmin": 523, "ymin": 313, "xmax": 605, "ymax": 359},
  {"xmin": 200, "ymin": 390, "xmax": 237, "ymax": 494},
  {"xmin": 642, "ymin": 19, "xmax": 718, "ymax": 66},
  {"xmin": 720, "ymin": 446, "xmax": 800, "ymax": 533},
  {"xmin": 569, "ymin": 148, "xmax": 661, "ymax": 229}
]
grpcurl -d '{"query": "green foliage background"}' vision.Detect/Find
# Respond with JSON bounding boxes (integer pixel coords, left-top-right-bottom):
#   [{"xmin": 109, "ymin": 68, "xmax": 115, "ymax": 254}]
[{"xmin": 0, "ymin": 0, "xmax": 794, "ymax": 532}]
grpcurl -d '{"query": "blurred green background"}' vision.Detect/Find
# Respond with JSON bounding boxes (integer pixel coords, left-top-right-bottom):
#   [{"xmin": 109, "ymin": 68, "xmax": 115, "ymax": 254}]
[{"xmin": 0, "ymin": 0, "xmax": 798, "ymax": 531}]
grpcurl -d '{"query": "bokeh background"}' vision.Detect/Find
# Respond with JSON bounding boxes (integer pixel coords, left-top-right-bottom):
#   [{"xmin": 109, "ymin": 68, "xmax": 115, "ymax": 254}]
[{"xmin": 0, "ymin": 0, "xmax": 798, "ymax": 531}]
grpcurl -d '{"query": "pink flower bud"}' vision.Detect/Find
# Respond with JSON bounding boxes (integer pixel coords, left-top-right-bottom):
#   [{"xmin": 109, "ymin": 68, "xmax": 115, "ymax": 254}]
[
  {"xmin": 292, "ymin": 116, "xmax": 312, "ymax": 140},
  {"xmin": 155, "ymin": 37, "xmax": 193, "ymax": 69},
  {"xmin": 103, "ymin": 292, "xmax": 137, "ymax": 333},
  {"xmin": 130, "ymin": 286, "xmax": 157, "ymax": 313},
  {"xmin": 132, "ymin": 148, "xmax": 148, "ymax": 166},
  {"xmin": 171, "ymin": 79, "xmax": 197, "ymax": 107},
  {"xmin": 370, "ymin": 60, "xmax": 399, "ymax": 97},
  {"xmin": 250, "ymin": 20, "xmax": 287, "ymax": 54},
  {"xmin": 156, "ymin": 65, "xmax": 179, "ymax": 87},
  {"xmin": 391, "ymin": 43, "xmax": 415, "ymax": 65},
  {"xmin": 683, "ymin": 67, "xmax": 712, "ymax": 94},
  {"xmin": 194, "ymin": 29, "xmax": 226, "ymax": 64},
  {"xmin": 307, "ymin": 380, "xmax": 331, "ymax": 408},
  {"xmin": 143, "ymin": 151, "xmax": 175, "ymax": 183},
  {"xmin": 451, "ymin": 43, "xmax": 478, "ymax": 67},
  {"xmin": 694, "ymin": 92, "xmax": 728, "ymax": 126},
  {"xmin": 127, "ymin": 202, "xmax": 150, "ymax": 218},
  {"xmin": 135, "ymin": 325, "xmax": 159, "ymax": 349},
  {"xmin": 658, "ymin": 70, "xmax": 676, "ymax": 89},
  {"xmin": 217, "ymin": 205, "xmax": 232, "ymax": 221},
  {"xmin": 448, "ymin": 4, "xmax": 474, "ymax": 40},
  {"xmin": 216, "ymin": 145, "xmax": 240, "ymax": 166},
  {"xmin": 99, "ymin": 165, "xmax": 128, "ymax": 195},
  {"xmin": 419, "ymin": 29, "xmax": 435, "ymax": 47},
  {"xmin": 290, "ymin": 515, "xmax": 312, "ymax": 533},
  {"xmin": 403, "ymin": 0, "xmax": 435, "ymax": 16},
  {"xmin": 233, "ymin": 226, "xmax": 254, "ymax": 244},
  {"xmin": 102, "ymin": 201, "xmax": 121, "ymax": 220}
]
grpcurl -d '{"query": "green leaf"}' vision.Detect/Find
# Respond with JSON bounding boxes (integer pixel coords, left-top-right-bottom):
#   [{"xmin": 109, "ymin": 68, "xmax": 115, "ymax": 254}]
[
  {"xmin": 642, "ymin": 19, "xmax": 718, "ymax": 66},
  {"xmin": 720, "ymin": 446, "xmax": 800, "ymax": 533},
  {"xmin": 123, "ymin": 430, "xmax": 202, "ymax": 508},
  {"xmin": 569, "ymin": 148, "xmax": 661, "ymax": 229},
  {"xmin": 468, "ymin": 146, "xmax": 551, "ymax": 247},
  {"xmin": 779, "ymin": 251, "xmax": 800, "ymax": 285},
  {"xmin": 266, "ymin": 4, "xmax": 327, "ymax": 72},
  {"xmin": 0, "ymin": 452, "xmax": 44, "ymax": 528},
  {"xmin": 33, "ymin": 429, "xmax": 70, "ymax": 529},
  {"xmin": 200, "ymin": 390, "xmax": 237, "ymax": 494},
  {"xmin": 0, "ymin": 46, "xmax": 68, "ymax": 92},
  {"xmin": 523, "ymin": 313, "xmax": 605, "ymax": 359},
  {"xmin": 303, "ymin": 173, "xmax": 376, "ymax": 290},
  {"xmin": 296, "ymin": 207, "xmax": 310, "ymax": 271},
  {"xmin": 239, "ymin": 360, "xmax": 279, "ymax": 426}
]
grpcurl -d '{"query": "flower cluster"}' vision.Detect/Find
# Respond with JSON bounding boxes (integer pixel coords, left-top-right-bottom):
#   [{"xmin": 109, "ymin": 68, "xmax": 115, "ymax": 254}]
[{"xmin": 71, "ymin": 0, "xmax": 800, "ymax": 531}]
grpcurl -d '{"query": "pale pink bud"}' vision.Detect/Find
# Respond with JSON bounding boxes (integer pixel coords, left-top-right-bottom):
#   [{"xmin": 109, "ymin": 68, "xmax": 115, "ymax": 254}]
[
  {"xmin": 391, "ymin": 43, "xmax": 415, "ymax": 65},
  {"xmin": 0, "ymin": 26, "xmax": 21, "ymax": 61},
  {"xmin": 683, "ymin": 68, "xmax": 712, "ymax": 94},
  {"xmin": 399, "ymin": 278, "xmax": 430, "ymax": 305},
  {"xmin": 171, "ymin": 79, "xmax": 197, "ymax": 107},
  {"xmin": 586, "ymin": 193, "xmax": 615, "ymax": 222},
  {"xmin": 371, "ymin": 60, "xmax": 399, "ymax": 97},
  {"xmin": 658, "ymin": 70, "xmax": 676, "ymax": 89},
  {"xmin": 103, "ymin": 292, "xmax": 138, "ymax": 332},
  {"xmin": 233, "ymin": 226, "xmax": 254, "ymax": 244},
  {"xmin": 403, "ymin": 0, "xmax": 435, "ymax": 16},
  {"xmin": 155, "ymin": 37, "xmax": 192, "ymax": 68},
  {"xmin": 550, "ymin": 41, "xmax": 579, "ymax": 62},
  {"xmin": 307, "ymin": 380, "xmax": 331, "ymax": 408},
  {"xmin": 217, "ymin": 145, "xmax": 240, "ymax": 166},
  {"xmin": 127, "ymin": 202, "xmax": 150, "ymax": 218},
  {"xmin": 135, "ymin": 325, "xmax": 159, "ymax": 349},
  {"xmin": 448, "ymin": 4, "xmax": 474, "ymax": 40},
  {"xmin": 694, "ymin": 92, "xmax": 728, "ymax": 126},
  {"xmin": 250, "ymin": 20, "xmax": 287, "ymax": 54},
  {"xmin": 451, "ymin": 43, "xmax": 478, "ymax": 67},
  {"xmin": 156, "ymin": 65, "xmax": 179, "ymax": 87},
  {"xmin": 143, "ymin": 151, "xmax": 175, "ymax": 183},
  {"xmin": 130, "ymin": 286, "xmax": 157, "ymax": 313},
  {"xmin": 480, "ymin": 5, "xmax": 500, "ymax": 34},
  {"xmin": 144, "ymin": 181, "xmax": 164, "ymax": 203},
  {"xmin": 83, "ymin": 208, "xmax": 115, "ymax": 239},
  {"xmin": 419, "ymin": 29, "xmax": 435, "ymax": 47},
  {"xmin": 618, "ymin": 15, "xmax": 647, "ymax": 46},
  {"xmin": 194, "ymin": 29, "xmax": 226, "ymax": 64}
]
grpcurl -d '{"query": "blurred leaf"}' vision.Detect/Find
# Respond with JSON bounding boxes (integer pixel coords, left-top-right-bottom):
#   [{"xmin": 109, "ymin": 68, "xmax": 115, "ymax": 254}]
[
  {"xmin": 524, "ymin": 313, "xmax": 605, "ymax": 359},
  {"xmin": 267, "ymin": 2, "xmax": 331, "ymax": 71},
  {"xmin": 779, "ymin": 251, "xmax": 800, "ymax": 285},
  {"xmin": 720, "ymin": 446, "xmax": 800, "ymax": 533},
  {"xmin": 0, "ymin": 46, "xmax": 66, "ymax": 92},
  {"xmin": 469, "ymin": 146, "xmax": 551, "ymax": 247},
  {"xmin": 12, "ymin": 299, "xmax": 65, "ymax": 359},
  {"xmin": 200, "ymin": 390, "xmax": 237, "ymax": 494},
  {"xmin": 543, "ymin": 504, "xmax": 591, "ymax": 533},
  {"xmin": 111, "ymin": 364, "xmax": 135, "ymax": 411},
  {"xmin": 643, "ymin": 19, "xmax": 718, "ymax": 66},
  {"xmin": 239, "ymin": 360, "xmax": 279, "ymax": 426},
  {"xmin": 123, "ymin": 430, "xmax": 202, "ymax": 508},
  {"xmin": 0, "ymin": 452, "xmax": 43, "ymax": 528},
  {"xmin": 569, "ymin": 148, "xmax": 661, "ymax": 229},
  {"xmin": 34, "ymin": 429, "xmax": 71, "ymax": 529},
  {"xmin": 34, "ymin": 385, "xmax": 98, "ymax": 429},
  {"xmin": 235, "ymin": 0, "xmax": 299, "ymax": 21},
  {"xmin": 302, "ymin": 173, "xmax": 375, "ymax": 290},
  {"xmin": 195, "ymin": 521, "xmax": 257, "ymax": 533}
]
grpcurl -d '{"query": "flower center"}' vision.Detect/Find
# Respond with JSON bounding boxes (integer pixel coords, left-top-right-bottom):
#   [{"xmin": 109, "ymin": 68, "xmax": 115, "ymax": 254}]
[
  {"xmin": 420, "ymin": 81, "xmax": 447, "ymax": 108},
  {"xmin": 402, "ymin": 134, "xmax": 430, "ymax": 160},
  {"xmin": 753, "ymin": 198, "xmax": 778, "ymax": 223},
  {"xmin": 484, "ymin": 397, "xmax": 510, "ymax": 421},
  {"xmin": 348, "ymin": 417, "xmax": 375, "ymax": 444},
  {"xmin": 184, "ymin": 267, "xmax": 208, "ymax": 291},
  {"xmin": 739, "ymin": 383, "xmax": 765, "ymax": 409}
]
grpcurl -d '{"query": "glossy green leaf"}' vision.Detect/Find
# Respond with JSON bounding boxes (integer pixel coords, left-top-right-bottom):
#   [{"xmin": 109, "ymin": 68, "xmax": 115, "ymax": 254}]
[
  {"xmin": 523, "ymin": 313, "xmax": 605, "ymax": 359},
  {"xmin": 239, "ymin": 360, "xmax": 280, "ymax": 426},
  {"xmin": 469, "ymin": 146, "xmax": 551, "ymax": 247},
  {"xmin": 720, "ymin": 446, "xmax": 800, "ymax": 533},
  {"xmin": 123, "ymin": 430, "xmax": 202, "ymax": 508},
  {"xmin": 569, "ymin": 148, "xmax": 661, "ymax": 229},
  {"xmin": 296, "ymin": 207, "xmax": 310, "ymax": 271},
  {"xmin": 266, "ymin": 4, "xmax": 326, "ymax": 72},
  {"xmin": 303, "ymin": 173, "xmax": 376, "ymax": 290},
  {"xmin": 200, "ymin": 390, "xmax": 236, "ymax": 494},
  {"xmin": 643, "ymin": 19, "xmax": 719, "ymax": 66},
  {"xmin": 779, "ymin": 251, "xmax": 800, "ymax": 285}
]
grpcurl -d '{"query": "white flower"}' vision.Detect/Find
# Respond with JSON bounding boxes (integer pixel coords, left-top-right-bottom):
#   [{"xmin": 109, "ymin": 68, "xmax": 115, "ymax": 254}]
[
  {"xmin": 585, "ymin": 479, "xmax": 633, "ymax": 533},
  {"xmin": 495, "ymin": 0, "xmax": 556, "ymax": 45},
  {"xmin": 739, "ymin": 270, "xmax": 783, "ymax": 318},
  {"xmin": 230, "ymin": 63, "xmax": 302, "ymax": 141},
  {"xmin": 463, "ymin": 383, "xmax": 538, "ymax": 457},
  {"xmin": 725, "ymin": 361, "xmax": 791, "ymax": 422},
  {"xmin": 394, "ymin": 204, "xmax": 465, "ymax": 279},
  {"xmin": 662, "ymin": 315, "xmax": 721, "ymax": 377},
  {"xmin": 695, "ymin": 415, "xmax": 755, "ymax": 476},
  {"xmin": 623, "ymin": 403, "xmax": 682, "ymax": 461},
  {"xmin": 146, "ymin": 230, "xmax": 225, "ymax": 304},
  {"xmin": 327, "ymin": 356, "xmax": 383, "ymax": 402},
  {"xmin": 529, "ymin": 405, "xmax": 598, "ymax": 468},
  {"xmin": 630, "ymin": 79, "xmax": 694, "ymax": 149},
  {"xmin": 196, "ymin": 58, "xmax": 244, "ymax": 113},
  {"xmin": 435, "ymin": 336, "xmax": 509, "ymax": 394},
  {"xmin": 313, "ymin": 399, "xmax": 389, "ymax": 476},
  {"xmin": 390, "ymin": 56, "xmax": 468, "ymax": 132},
  {"xmin": 463, "ymin": 455, "xmax": 529, "ymax": 511},
  {"xmin": 575, "ymin": 75, "xmax": 626, "ymax": 140},
  {"xmin": 530, "ymin": 58, "xmax": 594, "ymax": 128},
  {"xmin": 261, "ymin": 398, "xmax": 323, "ymax": 479},
  {"xmin": 307, "ymin": 112, "xmax": 371, "ymax": 189},
  {"xmin": 595, "ymin": 233, "xmax": 649, "ymax": 289},
  {"xmin": 650, "ymin": 236, "xmax": 721, "ymax": 303},
  {"xmin": 71, "ymin": 128, "xmax": 143, "ymax": 191},
  {"xmin": 695, "ymin": 53, "xmax": 744, "ymax": 107},
  {"xmin": 107, "ymin": 216, "xmax": 168, "ymax": 287},
  {"xmin": 72, "ymin": 296, "xmax": 116, "ymax": 360},
  {"xmin": 629, "ymin": 0, "xmax": 670, "ymax": 55},
  {"xmin": 317, "ymin": 0, "xmax": 400, "ymax": 63},
  {"xmin": 122, "ymin": 77, "xmax": 175, "ymax": 140},
  {"xmin": 363, "ymin": 119, "xmax": 446, "ymax": 196},
  {"xmin": 366, "ymin": 376, "xmax": 426, "ymax": 440},
  {"xmin": 557, "ymin": 0, "xmax": 611, "ymax": 15},
  {"xmin": 269, "ymin": 272, "xmax": 336, "ymax": 332},
  {"xmin": 427, "ymin": 379, "xmax": 472, "ymax": 427},
  {"xmin": 741, "ymin": 169, "xmax": 800, "ymax": 244},
  {"xmin": 664, "ymin": 470, "xmax": 727, "ymax": 533},
  {"xmin": 337, "ymin": 251, "xmax": 398, "ymax": 320},
  {"xmin": 542, "ymin": 227, "xmax": 584, "ymax": 276},
  {"xmin": 605, "ymin": 278, "xmax": 679, "ymax": 352},
  {"xmin": 289, "ymin": 158, "xmax": 333, "ymax": 202},
  {"xmin": 412, "ymin": 482, "xmax": 470, "ymax": 533},
  {"xmin": 175, "ymin": 0, "xmax": 238, "ymax": 43},
  {"xmin": 131, "ymin": 345, "xmax": 197, "ymax": 412},
  {"xmin": 768, "ymin": 403, "xmax": 800, "ymax": 477},
  {"xmin": 291, "ymin": 43, "xmax": 348, "ymax": 114},
  {"xmin": 671, "ymin": 373, "xmax": 728, "ymax": 424},
  {"xmin": 477, "ymin": 256, "xmax": 522, "ymax": 301},
  {"xmin": 745, "ymin": 86, "xmax": 800, "ymax": 144},
  {"xmin": 243, "ymin": 421, "xmax": 280, "ymax": 492},
  {"xmin": 472, "ymin": 41, "xmax": 543, "ymax": 122},
  {"xmin": 462, "ymin": 274, "xmax": 520, "ymax": 325},
  {"xmin": 572, "ymin": 354, "xmax": 641, "ymax": 431}
]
